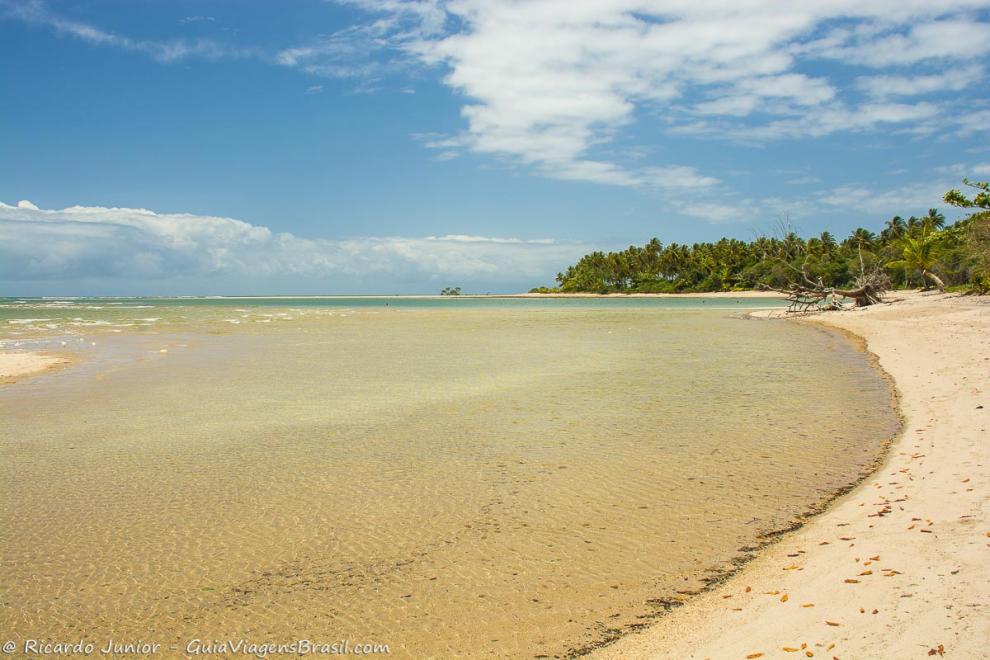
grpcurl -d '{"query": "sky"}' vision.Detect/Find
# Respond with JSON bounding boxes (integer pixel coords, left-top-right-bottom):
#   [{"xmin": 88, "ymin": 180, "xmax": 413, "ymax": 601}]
[{"xmin": 1, "ymin": 0, "xmax": 989, "ymax": 295}]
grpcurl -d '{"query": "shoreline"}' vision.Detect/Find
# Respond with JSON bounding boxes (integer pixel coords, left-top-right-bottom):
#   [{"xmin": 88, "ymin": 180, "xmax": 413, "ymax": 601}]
[
  {"xmin": 0, "ymin": 350, "xmax": 73, "ymax": 385},
  {"xmin": 594, "ymin": 291, "xmax": 989, "ymax": 659}
]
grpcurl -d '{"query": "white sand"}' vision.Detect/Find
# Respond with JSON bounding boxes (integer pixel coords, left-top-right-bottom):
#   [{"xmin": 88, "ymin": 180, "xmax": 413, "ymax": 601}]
[
  {"xmin": 0, "ymin": 351, "xmax": 70, "ymax": 384},
  {"xmin": 595, "ymin": 291, "xmax": 989, "ymax": 659}
]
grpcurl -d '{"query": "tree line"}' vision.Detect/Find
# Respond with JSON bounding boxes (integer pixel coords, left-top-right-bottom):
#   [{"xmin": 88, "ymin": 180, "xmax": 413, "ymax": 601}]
[{"xmin": 534, "ymin": 179, "xmax": 990, "ymax": 295}]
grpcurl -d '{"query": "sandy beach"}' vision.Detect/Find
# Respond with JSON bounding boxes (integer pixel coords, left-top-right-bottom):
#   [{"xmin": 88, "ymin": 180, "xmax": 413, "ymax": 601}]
[
  {"xmin": 596, "ymin": 291, "xmax": 990, "ymax": 659},
  {"xmin": 0, "ymin": 351, "xmax": 70, "ymax": 384}
]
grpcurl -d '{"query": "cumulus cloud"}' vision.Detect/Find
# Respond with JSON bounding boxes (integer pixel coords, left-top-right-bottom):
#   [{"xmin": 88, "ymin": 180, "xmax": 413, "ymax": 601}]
[
  {"xmin": 0, "ymin": 201, "xmax": 587, "ymax": 293},
  {"xmin": 289, "ymin": 0, "xmax": 990, "ymax": 186},
  {"xmin": 10, "ymin": 0, "xmax": 988, "ymax": 193}
]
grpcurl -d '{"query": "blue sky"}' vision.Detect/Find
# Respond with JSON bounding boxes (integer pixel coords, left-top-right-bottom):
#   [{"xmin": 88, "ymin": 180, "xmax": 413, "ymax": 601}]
[{"xmin": 2, "ymin": 0, "xmax": 989, "ymax": 294}]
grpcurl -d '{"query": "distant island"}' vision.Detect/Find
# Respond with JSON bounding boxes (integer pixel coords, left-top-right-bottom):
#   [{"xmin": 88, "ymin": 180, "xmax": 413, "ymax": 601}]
[{"xmin": 532, "ymin": 179, "xmax": 990, "ymax": 296}]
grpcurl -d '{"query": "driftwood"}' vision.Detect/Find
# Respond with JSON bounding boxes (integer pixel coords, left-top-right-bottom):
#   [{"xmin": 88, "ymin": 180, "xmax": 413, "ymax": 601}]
[{"xmin": 760, "ymin": 263, "xmax": 890, "ymax": 313}]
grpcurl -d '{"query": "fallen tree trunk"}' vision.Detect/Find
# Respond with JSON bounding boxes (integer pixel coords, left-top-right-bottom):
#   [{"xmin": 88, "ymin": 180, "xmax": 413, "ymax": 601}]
[{"xmin": 761, "ymin": 266, "xmax": 890, "ymax": 312}]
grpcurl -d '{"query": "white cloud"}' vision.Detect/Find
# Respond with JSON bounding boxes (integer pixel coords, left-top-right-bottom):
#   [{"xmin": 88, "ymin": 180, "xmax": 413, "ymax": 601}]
[
  {"xmin": 814, "ymin": 182, "xmax": 955, "ymax": 216},
  {"xmin": 672, "ymin": 200, "xmax": 756, "ymax": 224},
  {"xmin": 805, "ymin": 19, "xmax": 990, "ymax": 68},
  {"xmin": 305, "ymin": 0, "xmax": 990, "ymax": 187},
  {"xmin": 2, "ymin": 0, "xmax": 251, "ymax": 63},
  {"xmin": 955, "ymin": 108, "xmax": 990, "ymax": 136},
  {"xmin": 644, "ymin": 166, "xmax": 721, "ymax": 189},
  {"xmin": 856, "ymin": 66, "xmax": 982, "ymax": 98},
  {"xmin": 9, "ymin": 0, "xmax": 987, "ymax": 192},
  {"xmin": 0, "ymin": 201, "xmax": 587, "ymax": 291},
  {"xmin": 706, "ymin": 101, "xmax": 943, "ymax": 141}
]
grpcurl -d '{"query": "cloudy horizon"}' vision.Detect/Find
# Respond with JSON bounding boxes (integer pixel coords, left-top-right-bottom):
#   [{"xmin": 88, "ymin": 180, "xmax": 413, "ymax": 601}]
[{"xmin": 2, "ymin": 0, "xmax": 988, "ymax": 294}]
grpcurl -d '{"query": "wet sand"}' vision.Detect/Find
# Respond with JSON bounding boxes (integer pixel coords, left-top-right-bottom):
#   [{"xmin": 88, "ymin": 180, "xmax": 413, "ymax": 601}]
[{"xmin": 595, "ymin": 291, "xmax": 990, "ymax": 659}]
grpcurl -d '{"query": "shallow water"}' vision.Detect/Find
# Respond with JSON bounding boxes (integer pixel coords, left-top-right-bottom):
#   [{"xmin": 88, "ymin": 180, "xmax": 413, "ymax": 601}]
[{"xmin": 0, "ymin": 301, "xmax": 897, "ymax": 657}]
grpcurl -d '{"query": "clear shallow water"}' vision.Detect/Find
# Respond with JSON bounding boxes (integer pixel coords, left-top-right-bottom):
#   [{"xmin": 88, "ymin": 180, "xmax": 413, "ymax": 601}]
[
  {"xmin": 0, "ymin": 295, "xmax": 786, "ymax": 344},
  {"xmin": 0, "ymin": 300, "xmax": 897, "ymax": 657}
]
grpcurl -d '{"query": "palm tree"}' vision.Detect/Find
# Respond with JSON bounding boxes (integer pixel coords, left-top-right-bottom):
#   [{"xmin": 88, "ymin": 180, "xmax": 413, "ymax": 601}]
[
  {"xmin": 921, "ymin": 208, "xmax": 945, "ymax": 234},
  {"xmin": 887, "ymin": 234, "xmax": 945, "ymax": 291},
  {"xmin": 819, "ymin": 231, "xmax": 837, "ymax": 251},
  {"xmin": 906, "ymin": 216, "xmax": 921, "ymax": 236},
  {"xmin": 882, "ymin": 216, "xmax": 906, "ymax": 241},
  {"xmin": 849, "ymin": 228, "xmax": 877, "ymax": 251}
]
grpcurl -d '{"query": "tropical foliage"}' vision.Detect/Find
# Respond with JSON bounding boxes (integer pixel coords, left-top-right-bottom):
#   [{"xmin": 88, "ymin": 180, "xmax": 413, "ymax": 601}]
[{"xmin": 533, "ymin": 180, "xmax": 990, "ymax": 295}]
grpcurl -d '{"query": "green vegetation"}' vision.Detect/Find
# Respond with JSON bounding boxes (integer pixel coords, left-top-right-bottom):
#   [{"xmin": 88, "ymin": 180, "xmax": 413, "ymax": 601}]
[
  {"xmin": 943, "ymin": 178, "xmax": 990, "ymax": 293},
  {"xmin": 538, "ymin": 179, "xmax": 990, "ymax": 295},
  {"xmin": 440, "ymin": 286, "xmax": 462, "ymax": 296}
]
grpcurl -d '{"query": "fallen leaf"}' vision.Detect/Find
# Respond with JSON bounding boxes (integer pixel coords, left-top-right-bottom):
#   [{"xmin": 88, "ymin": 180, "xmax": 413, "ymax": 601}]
[
  {"xmin": 826, "ymin": 620, "xmax": 841, "ymax": 626},
  {"xmin": 858, "ymin": 570, "xmax": 873, "ymax": 576},
  {"xmin": 844, "ymin": 579, "xmax": 860, "ymax": 584},
  {"xmin": 802, "ymin": 603, "xmax": 814, "ymax": 608},
  {"xmin": 781, "ymin": 594, "xmax": 789, "ymax": 602},
  {"xmin": 783, "ymin": 648, "xmax": 800, "ymax": 653},
  {"xmin": 746, "ymin": 653, "xmax": 764, "ymax": 659},
  {"xmin": 869, "ymin": 555, "xmax": 880, "ymax": 561}
]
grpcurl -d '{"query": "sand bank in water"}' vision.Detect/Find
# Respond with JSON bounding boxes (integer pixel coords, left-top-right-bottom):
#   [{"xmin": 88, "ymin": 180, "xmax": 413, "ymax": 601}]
[
  {"xmin": 595, "ymin": 291, "xmax": 990, "ymax": 659},
  {"xmin": 0, "ymin": 351, "xmax": 70, "ymax": 384}
]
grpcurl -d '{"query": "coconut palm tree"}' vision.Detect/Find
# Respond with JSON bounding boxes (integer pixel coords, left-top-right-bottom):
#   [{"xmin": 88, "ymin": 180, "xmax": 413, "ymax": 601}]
[
  {"xmin": 819, "ymin": 231, "xmax": 837, "ymax": 253},
  {"xmin": 849, "ymin": 227, "xmax": 877, "ymax": 251},
  {"xmin": 921, "ymin": 208, "xmax": 945, "ymax": 234},
  {"xmin": 882, "ymin": 216, "xmax": 907, "ymax": 241},
  {"xmin": 887, "ymin": 234, "xmax": 945, "ymax": 291}
]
